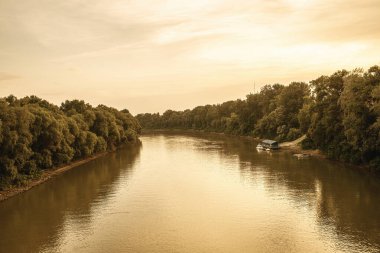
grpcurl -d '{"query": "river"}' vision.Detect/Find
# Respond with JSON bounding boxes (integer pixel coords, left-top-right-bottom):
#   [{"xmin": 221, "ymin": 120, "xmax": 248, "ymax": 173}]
[{"xmin": 1, "ymin": 132, "xmax": 379, "ymax": 253}]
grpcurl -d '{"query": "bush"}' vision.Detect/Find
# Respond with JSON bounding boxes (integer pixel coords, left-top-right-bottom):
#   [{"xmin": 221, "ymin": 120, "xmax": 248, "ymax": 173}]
[
  {"xmin": 301, "ymin": 137, "xmax": 316, "ymax": 150},
  {"xmin": 286, "ymin": 128, "xmax": 301, "ymax": 141}
]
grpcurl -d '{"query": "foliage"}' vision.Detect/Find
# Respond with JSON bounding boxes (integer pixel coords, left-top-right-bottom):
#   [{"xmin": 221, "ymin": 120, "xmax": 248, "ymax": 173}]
[
  {"xmin": 137, "ymin": 66, "xmax": 380, "ymax": 170},
  {"xmin": 137, "ymin": 82, "xmax": 309, "ymax": 141},
  {"xmin": 0, "ymin": 96, "xmax": 141, "ymax": 189},
  {"xmin": 301, "ymin": 137, "xmax": 316, "ymax": 150}
]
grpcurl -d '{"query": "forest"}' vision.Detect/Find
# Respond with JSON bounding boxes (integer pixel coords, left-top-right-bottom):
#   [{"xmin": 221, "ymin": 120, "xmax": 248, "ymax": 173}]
[
  {"xmin": 137, "ymin": 66, "xmax": 380, "ymax": 171},
  {"xmin": 0, "ymin": 96, "xmax": 141, "ymax": 189}
]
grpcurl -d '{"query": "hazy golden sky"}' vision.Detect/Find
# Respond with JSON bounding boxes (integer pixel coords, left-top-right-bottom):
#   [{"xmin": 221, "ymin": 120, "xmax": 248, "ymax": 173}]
[{"xmin": 0, "ymin": 0, "xmax": 379, "ymax": 113}]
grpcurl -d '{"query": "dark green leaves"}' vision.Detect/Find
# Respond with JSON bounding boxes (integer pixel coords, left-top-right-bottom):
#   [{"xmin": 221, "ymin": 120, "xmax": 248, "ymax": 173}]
[{"xmin": 0, "ymin": 96, "xmax": 141, "ymax": 189}]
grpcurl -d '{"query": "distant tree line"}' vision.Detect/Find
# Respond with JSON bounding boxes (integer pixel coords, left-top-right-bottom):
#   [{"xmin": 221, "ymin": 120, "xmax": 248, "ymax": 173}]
[
  {"xmin": 0, "ymin": 96, "xmax": 141, "ymax": 189},
  {"xmin": 137, "ymin": 66, "xmax": 380, "ymax": 171}
]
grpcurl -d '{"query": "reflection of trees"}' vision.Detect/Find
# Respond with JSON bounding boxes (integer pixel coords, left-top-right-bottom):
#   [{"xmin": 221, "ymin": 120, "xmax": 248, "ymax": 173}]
[
  {"xmin": 215, "ymin": 133, "xmax": 380, "ymax": 250},
  {"xmin": 158, "ymin": 131, "xmax": 380, "ymax": 250},
  {"xmin": 0, "ymin": 142, "xmax": 141, "ymax": 253}
]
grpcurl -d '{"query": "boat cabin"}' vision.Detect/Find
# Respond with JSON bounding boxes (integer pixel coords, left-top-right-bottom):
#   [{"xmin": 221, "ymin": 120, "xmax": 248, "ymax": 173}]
[{"xmin": 260, "ymin": 139, "xmax": 279, "ymax": 150}]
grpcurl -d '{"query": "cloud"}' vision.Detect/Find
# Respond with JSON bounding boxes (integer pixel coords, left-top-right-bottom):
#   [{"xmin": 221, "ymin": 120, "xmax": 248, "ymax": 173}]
[
  {"xmin": 0, "ymin": 0, "xmax": 379, "ymax": 112},
  {"xmin": 0, "ymin": 72, "xmax": 20, "ymax": 82}
]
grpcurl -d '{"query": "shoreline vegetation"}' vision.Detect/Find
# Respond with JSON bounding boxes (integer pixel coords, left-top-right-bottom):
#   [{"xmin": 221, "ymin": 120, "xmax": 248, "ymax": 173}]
[
  {"xmin": 137, "ymin": 66, "xmax": 380, "ymax": 172},
  {"xmin": 0, "ymin": 96, "xmax": 141, "ymax": 197}
]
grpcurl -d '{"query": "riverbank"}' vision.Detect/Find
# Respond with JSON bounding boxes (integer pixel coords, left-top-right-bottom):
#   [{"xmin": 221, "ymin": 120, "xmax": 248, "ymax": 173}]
[
  {"xmin": 279, "ymin": 135, "xmax": 325, "ymax": 158},
  {"xmin": 0, "ymin": 151, "xmax": 110, "ymax": 202}
]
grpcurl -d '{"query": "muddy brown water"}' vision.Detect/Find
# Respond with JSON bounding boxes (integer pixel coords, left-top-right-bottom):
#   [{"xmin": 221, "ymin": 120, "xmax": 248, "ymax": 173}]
[{"xmin": 0, "ymin": 132, "xmax": 379, "ymax": 253}]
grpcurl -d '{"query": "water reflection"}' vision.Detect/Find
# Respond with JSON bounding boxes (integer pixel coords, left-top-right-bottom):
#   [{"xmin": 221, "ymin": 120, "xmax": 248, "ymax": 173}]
[
  {"xmin": 1, "ymin": 132, "xmax": 380, "ymax": 253},
  {"xmin": 155, "ymin": 132, "xmax": 380, "ymax": 252},
  {"xmin": 0, "ymin": 143, "xmax": 141, "ymax": 253}
]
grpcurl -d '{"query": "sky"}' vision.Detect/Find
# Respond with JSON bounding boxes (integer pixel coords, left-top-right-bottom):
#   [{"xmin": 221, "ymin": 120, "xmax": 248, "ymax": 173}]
[{"xmin": 0, "ymin": 0, "xmax": 379, "ymax": 114}]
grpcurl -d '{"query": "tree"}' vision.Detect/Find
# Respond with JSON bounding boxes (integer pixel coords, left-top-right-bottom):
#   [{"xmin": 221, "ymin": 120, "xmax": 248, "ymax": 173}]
[{"xmin": 0, "ymin": 96, "xmax": 141, "ymax": 189}]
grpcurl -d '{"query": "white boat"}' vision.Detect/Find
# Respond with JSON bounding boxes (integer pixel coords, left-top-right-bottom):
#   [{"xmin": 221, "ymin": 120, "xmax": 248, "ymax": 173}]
[
  {"xmin": 257, "ymin": 140, "xmax": 280, "ymax": 151},
  {"xmin": 256, "ymin": 144, "xmax": 265, "ymax": 150}
]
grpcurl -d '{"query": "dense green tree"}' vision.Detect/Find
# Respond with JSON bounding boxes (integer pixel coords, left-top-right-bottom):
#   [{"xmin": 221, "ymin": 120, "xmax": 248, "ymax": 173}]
[
  {"xmin": 136, "ymin": 66, "xmax": 380, "ymax": 170},
  {"xmin": 339, "ymin": 67, "xmax": 380, "ymax": 167},
  {"xmin": 0, "ymin": 96, "xmax": 141, "ymax": 189},
  {"xmin": 306, "ymin": 70, "xmax": 348, "ymax": 159}
]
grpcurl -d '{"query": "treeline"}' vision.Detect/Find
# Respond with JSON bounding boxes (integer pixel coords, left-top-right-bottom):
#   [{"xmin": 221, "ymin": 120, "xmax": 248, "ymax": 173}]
[
  {"xmin": 0, "ymin": 96, "xmax": 141, "ymax": 189},
  {"xmin": 137, "ymin": 66, "xmax": 380, "ymax": 170}
]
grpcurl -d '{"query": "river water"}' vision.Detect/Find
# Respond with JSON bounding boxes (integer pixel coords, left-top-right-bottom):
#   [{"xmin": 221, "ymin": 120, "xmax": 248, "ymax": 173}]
[{"xmin": 1, "ymin": 132, "xmax": 380, "ymax": 253}]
